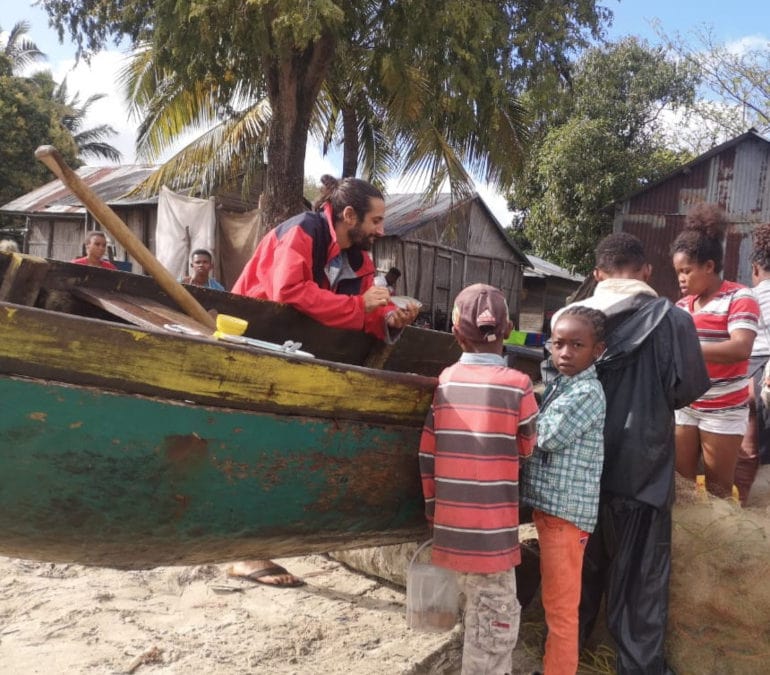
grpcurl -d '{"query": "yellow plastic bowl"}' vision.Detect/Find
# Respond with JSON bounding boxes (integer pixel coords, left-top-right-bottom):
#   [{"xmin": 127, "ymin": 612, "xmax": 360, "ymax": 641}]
[{"xmin": 216, "ymin": 314, "xmax": 249, "ymax": 336}]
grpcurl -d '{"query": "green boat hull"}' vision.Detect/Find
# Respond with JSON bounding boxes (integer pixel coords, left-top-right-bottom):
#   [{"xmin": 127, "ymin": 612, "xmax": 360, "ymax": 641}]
[
  {"xmin": 0, "ymin": 253, "xmax": 541, "ymax": 569},
  {"xmin": 0, "ymin": 376, "xmax": 427, "ymax": 568}
]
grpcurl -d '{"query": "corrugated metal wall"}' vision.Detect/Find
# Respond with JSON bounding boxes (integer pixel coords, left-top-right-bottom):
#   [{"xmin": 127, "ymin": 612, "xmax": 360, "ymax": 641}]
[{"xmin": 614, "ymin": 135, "xmax": 770, "ymax": 300}]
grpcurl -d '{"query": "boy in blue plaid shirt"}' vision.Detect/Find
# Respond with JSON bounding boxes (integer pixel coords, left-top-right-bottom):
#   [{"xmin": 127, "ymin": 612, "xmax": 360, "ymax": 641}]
[{"xmin": 522, "ymin": 306, "xmax": 606, "ymax": 675}]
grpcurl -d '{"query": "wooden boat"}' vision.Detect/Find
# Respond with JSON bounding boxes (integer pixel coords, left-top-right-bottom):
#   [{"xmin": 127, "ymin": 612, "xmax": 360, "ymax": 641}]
[{"xmin": 0, "ymin": 251, "xmax": 542, "ymax": 568}]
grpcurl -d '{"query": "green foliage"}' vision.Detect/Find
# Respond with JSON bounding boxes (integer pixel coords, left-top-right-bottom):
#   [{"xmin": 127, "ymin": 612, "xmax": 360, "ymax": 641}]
[
  {"xmin": 52, "ymin": 78, "xmax": 122, "ymax": 162},
  {"xmin": 0, "ymin": 21, "xmax": 119, "ymax": 208},
  {"xmin": 318, "ymin": 0, "xmax": 612, "ymax": 196},
  {"xmin": 41, "ymin": 0, "xmax": 612, "ymax": 228},
  {"xmin": 0, "ymin": 73, "xmax": 80, "ymax": 205},
  {"xmin": 510, "ymin": 37, "xmax": 697, "ymax": 273}
]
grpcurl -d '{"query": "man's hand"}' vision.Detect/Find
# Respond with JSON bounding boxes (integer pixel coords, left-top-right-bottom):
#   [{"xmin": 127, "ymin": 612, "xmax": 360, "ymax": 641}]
[
  {"xmin": 363, "ymin": 286, "xmax": 391, "ymax": 312},
  {"xmin": 386, "ymin": 302, "xmax": 420, "ymax": 329}
]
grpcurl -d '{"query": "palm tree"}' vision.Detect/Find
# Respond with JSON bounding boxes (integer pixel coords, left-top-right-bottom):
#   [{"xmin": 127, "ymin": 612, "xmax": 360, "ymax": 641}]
[
  {"xmin": 121, "ymin": 43, "xmax": 268, "ymax": 195},
  {"xmin": 122, "ymin": 35, "xmax": 528, "ymax": 221},
  {"xmin": 0, "ymin": 21, "xmax": 46, "ymax": 76},
  {"xmin": 2, "ymin": 23, "xmax": 120, "ymax": 163},
  {"xmin": 53, "ymin": 77, "xmax": 122, "ymax": 163}
]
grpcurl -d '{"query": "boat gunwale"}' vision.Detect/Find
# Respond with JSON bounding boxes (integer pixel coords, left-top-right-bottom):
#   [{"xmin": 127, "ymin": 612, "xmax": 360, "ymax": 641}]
[{"xmin": 0, "ymin": 300, "xmax": 437, "ymax": 425}]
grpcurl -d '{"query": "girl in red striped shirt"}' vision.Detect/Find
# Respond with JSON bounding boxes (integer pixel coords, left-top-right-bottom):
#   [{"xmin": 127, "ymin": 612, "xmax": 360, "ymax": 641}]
[{"xmin": 672, "ymin": 203, "xmax": 759, "ymax": 499}]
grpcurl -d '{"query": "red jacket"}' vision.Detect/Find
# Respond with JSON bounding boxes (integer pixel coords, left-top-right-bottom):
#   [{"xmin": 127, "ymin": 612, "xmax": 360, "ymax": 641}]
[
  {"xmin": 71, "ymin": 257, "xmax": 117, "ymax": 270},
  {"xmin": 231, "ymin": 206, "xmax": 393, "ymax": 340}
]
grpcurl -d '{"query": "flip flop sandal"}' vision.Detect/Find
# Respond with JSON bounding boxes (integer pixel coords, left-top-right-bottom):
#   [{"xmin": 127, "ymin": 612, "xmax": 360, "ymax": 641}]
[{"xmin": 226, "ymin": 564, "xmax": 305, "ymax": 588}]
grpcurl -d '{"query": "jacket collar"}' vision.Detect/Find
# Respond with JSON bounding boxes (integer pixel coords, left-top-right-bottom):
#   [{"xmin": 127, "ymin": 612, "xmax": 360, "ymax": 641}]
[{"xmin": 322, "ymin": 203, "xmax": 341, "ymax": 261}]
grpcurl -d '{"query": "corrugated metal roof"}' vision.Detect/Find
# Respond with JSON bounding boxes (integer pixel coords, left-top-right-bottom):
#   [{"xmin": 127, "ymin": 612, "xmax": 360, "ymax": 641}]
[
  {"xmin": 0, "ymin": 165, "xmax": 158, "ymax": 216},
  {"xmin": 385, "ymin": 192, "xmax": 530, "ymax": 266},
  {"xmin": 525, "ymin": 254, "xmax": 585, "ymax": 282},
  {"xmin": 617, "ymin": 128, "xmax": 770, "ymax": 206},
  {"xmin": 385, "ymin": 192, "xmax": 462, "ymax": 235}
]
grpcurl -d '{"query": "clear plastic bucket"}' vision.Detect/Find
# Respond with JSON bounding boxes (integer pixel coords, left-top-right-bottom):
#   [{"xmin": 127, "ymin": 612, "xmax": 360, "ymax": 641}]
[{"xmin": 406, "ymin": 539, "xmax": 459, "ymax": 632}]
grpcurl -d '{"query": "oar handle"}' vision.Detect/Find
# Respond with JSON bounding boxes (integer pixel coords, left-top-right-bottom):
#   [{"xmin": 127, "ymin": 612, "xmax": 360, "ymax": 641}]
[{"xmin": 35, "ymin": 145, "xmax": 216, "ymax": 330}]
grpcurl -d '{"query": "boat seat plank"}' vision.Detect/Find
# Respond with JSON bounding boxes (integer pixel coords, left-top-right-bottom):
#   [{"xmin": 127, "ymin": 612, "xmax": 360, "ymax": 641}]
[
  {"xmin": 72, "ymin": 287, "xmax": 214, "ymax": 336},
  {"xmin": 0, "ymin": 252, "xmax": 50, "ymax": 306}
]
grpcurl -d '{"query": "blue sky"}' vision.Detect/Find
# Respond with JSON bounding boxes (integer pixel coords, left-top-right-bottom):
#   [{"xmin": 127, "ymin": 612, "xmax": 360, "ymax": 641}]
[
  {"xmin": 606, "ymin": 0, "xmax": 769, "ymax": 41},
  {"xmin": 3, "ymin": 1, "xmax": 769, "ymax": 221}
]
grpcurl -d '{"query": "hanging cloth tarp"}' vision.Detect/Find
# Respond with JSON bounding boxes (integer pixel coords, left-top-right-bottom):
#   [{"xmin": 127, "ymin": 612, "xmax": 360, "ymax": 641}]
[
  {"xmin": 217, "ymin": 207, "xmax": 261, "ymax": 291},
  {"xmin": 155, "ymin": 185, "xmax": 217, "ymax": 281}
]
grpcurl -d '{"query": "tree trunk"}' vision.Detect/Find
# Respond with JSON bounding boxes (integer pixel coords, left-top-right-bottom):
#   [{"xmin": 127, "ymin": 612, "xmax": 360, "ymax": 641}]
[
  {"xmin": 341, "ymin": 106, "xmax": 359, "ymax": 178},
  {"xmin": 257, "ymin": 33, "xmax": 336, "ymax": 241}
]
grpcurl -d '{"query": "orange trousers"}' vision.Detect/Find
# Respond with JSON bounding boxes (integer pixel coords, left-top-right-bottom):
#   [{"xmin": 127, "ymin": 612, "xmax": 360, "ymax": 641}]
[{"xmin": 533, "ymin": 509, "xmax": 589, "ymax": 675}]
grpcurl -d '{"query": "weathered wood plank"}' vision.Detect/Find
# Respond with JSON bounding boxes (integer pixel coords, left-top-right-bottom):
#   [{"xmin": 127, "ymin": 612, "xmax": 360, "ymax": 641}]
[
  {"xmin": 0, "ymin": 252, "xmax": 50, "ymax": 305},
  {"xmin": 29, "ymin": 257, "xmax": 481, "ymax": 376},
  {"xmin": 0, "ymin": 373, "xmax": 428, "ymax": 567},
  {"xmin": 73, "ymin": 287, "xmax": 214, "ymax": 336},
  {"xmin": 363, "ymin": 341, "xmax": 395, "ymax": 369}
]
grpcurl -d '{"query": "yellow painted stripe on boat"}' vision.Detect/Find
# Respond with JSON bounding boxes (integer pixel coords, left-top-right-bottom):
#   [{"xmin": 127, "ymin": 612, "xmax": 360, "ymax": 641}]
[{"xmin": 0, "ymin": 304, "xmax": 436, "ymax": 423}]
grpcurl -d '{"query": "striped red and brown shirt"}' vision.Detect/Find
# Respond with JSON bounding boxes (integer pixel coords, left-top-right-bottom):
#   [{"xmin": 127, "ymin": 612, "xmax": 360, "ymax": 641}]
[
  {"xmin": 419, "ymin": 353, "xmax": 538, "ymax": 574},
  {"xmin": 676, "ymin": 280, "xmax": 759, "ymax": 411}
]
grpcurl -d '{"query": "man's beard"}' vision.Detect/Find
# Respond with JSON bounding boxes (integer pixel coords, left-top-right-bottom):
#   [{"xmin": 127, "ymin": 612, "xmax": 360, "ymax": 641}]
[{"xmin": 348, "ymin": 223, "xmax": 375, "ymax": 250}]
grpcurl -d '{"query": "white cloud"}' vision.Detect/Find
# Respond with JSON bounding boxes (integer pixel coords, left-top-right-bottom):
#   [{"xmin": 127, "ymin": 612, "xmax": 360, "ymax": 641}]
[
  {"xmin": 474, "ymin": 183, "xmax": 512, "ymax": 226},
  {"xmin": 304, "ymin": 143, "xmax": 340, "ymax": 182},
  {"xmin": 724, "ymin": 34, "xmax": 769, "ymax": 56}
]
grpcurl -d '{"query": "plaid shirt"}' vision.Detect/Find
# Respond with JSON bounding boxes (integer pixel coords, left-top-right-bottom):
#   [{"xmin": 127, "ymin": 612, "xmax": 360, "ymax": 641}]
[{"xmin": 521, "ymin": 365, "xmax": 605, "ymax": 533}]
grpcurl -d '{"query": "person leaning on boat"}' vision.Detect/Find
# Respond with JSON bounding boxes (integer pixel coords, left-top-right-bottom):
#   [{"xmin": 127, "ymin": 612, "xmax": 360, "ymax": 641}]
[
  {"xmin": 232, "ymin": 175, "xmax": 419, "ymax": 341},
  {"xmin": 228, "ymin": 175, "xmax": 420, "ymax": 587},
  {"xmin": 71, "ymin": 230, "xmax": 118, "ymax": 270}
]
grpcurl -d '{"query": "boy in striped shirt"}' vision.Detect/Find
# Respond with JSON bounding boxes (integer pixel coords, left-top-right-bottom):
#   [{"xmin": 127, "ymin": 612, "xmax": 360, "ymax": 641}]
[{"xmin": 419, "ymin": 283, "xmax": 538, "ymax": 675}]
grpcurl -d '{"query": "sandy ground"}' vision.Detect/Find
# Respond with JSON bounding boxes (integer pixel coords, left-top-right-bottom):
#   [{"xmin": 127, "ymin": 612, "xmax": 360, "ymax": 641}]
[
  {"xmin": 3, "ymin": 468, "xmax": 767, "ymax": 675},
  {"xmin": 0, "ymin": 551, "xmax": 548, "ymax": 675},
  {"xmin": 0, "ymin": 554, "xmax": 464, "ymax": 675}
]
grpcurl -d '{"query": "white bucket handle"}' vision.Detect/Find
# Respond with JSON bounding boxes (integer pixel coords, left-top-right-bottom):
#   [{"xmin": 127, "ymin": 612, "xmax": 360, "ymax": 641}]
[{"xmin": 409, "ymin": 538, "xmax": 433, "ymax": 570}]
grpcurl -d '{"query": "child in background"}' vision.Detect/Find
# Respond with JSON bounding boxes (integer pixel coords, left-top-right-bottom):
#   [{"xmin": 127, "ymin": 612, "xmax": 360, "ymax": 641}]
[
  {"xmin": 672, "ymin": 203, "xmax": 759, "ymax": 499},
  {"xmin": 522, "ymin": 306, "xmax": 607, "ymax": 675},
  {"xmin": 419, "ymin": 283, "xmax": 538, "ymax": 675}
]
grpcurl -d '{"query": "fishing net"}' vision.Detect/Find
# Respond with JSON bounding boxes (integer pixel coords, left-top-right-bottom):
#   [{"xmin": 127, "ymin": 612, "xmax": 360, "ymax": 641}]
[{"xmin": 668, "ymin": 473, "xmax": 770, "ymax": 673}]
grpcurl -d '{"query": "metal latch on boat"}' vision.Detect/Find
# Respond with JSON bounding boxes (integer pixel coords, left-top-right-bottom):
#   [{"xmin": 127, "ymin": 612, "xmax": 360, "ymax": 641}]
[{"xmin": 163, "ymin": 317, "xmax": 315, "ymax": 359}]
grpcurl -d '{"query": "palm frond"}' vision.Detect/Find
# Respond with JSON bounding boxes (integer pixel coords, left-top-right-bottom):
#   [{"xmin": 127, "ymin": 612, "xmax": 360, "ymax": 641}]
[
  {"xmin": 132, "ymin": 100, "xmax": 271, "ymax": 197},
  {"xmin": 395, "ymin": 120, "xmax": 475, "ymax": 200},
  {"xmin": 2, "ymin": 21, "xmax": 46, "ymax": 73},
  {"xmin": 76, "ymin": 141, "xmax": 123, "ymax": 163},
  {"xmin": 74, "ymin": 124, "xmax": 120, "ymax": 146}
]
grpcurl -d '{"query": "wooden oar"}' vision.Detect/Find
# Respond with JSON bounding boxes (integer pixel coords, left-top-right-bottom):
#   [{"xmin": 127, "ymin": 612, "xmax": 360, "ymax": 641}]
[{"xmin": 34, "ymin": 145, "xmax": 216, "ymax": 330}]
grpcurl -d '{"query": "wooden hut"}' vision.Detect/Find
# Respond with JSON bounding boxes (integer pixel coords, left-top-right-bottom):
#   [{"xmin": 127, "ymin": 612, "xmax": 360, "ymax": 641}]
[
  {"xmin": 519, "ymin": 254, "xmax": 584, "ymax": 334},
  {"xmin": 372, "ymin": 193, "xmax": 530, "ymax": 331},
  {"xmin": 0, "ymin": 166, "xmax": 157, "ymax": 272}
]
